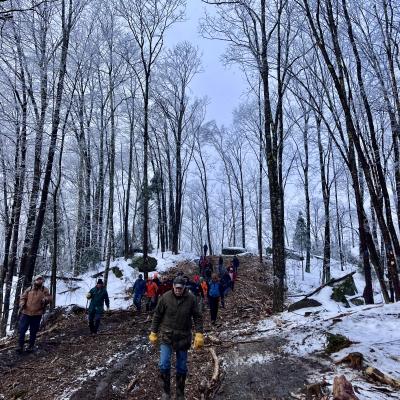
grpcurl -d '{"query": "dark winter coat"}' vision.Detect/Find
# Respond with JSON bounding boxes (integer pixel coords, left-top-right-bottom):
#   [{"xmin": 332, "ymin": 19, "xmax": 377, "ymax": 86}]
[
  {"xmin": 88, "ymin": 287, "xmax": 110, "ymax": 314},
  {"xmin": 133, "ymin": 277, "xmax": 146, "ymax": 296},
  {"xmin": 218, "ymin": 263, "xmax": 227, "ymax": 278},
  {"xmin": 220, "ymin": 272, "xmax": 232, "ymax": 291},
  {"xmin": 158, "ymin": 281, "xmax": 173, "ymax": 297},
  {"xmin": 188, "ymin": 281, "xmax": 200, "ymax": 296},
  {"xmin": 151, "ymin": 289, "xmax": 203, "ymax": 351},
  {"xmin": 232, "ymin": 256, "xmax": 239, "ymax": 273}
]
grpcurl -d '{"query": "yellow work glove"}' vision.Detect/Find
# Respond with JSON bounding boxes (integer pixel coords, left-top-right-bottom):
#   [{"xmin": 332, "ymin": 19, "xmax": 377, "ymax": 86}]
[
  {"xmin": 193, "ymin": 333, "xmax": 204, "ymax": 349},
  {"xmin": 149, "ymin": 332, "xmax": 158, "ymax": 345},
  {"xmin": 86, "ymin": 292, "xmax": 91, "ymax": 299}
]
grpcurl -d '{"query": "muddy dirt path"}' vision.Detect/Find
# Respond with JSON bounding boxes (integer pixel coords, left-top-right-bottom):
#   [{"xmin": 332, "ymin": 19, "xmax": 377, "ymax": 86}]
[{"xmin": 0, "ymin": 255, "xmax": 329, "ymax": 399}]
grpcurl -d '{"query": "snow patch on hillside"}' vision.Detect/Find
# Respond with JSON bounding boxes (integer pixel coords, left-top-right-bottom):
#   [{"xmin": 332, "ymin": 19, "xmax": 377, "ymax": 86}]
[
  {"xmin": 56, "ymin": 251, "xmax": 196, "ymax": 310},
  {"xmin": 252, "ymin": 257, "xmax": 400, "ymax": 399}
]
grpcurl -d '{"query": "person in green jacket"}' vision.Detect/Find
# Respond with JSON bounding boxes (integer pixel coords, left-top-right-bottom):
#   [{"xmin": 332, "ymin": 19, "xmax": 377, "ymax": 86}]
[
  {"xmin": 149, "ymin": 276, "xmax": 204, "ymax": 400},
  {"xmin": 86, "ymin": 279, "xmax": 110, "ymax": 334}
]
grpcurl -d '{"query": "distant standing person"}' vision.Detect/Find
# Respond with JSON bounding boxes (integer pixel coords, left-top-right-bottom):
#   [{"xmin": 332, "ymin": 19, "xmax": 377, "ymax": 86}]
[
  {"xmin": 157, "ymin": 276, "xmax": 173, "ymax": 298},
  {"xmin": 232, "ymin": 255, "xmax": 239, "ymax": 275},
  {"xmin": 17, "ymin": 275, "xmax": 52, "ymax": 353},
  {"xmin": 149, "ymin": 276, "xmax": 204, "ymax": 400},
  {"xmin": 203, "ymin": 243, "xmax": 208, "ymax": 256},
  {"xmin": 228, "ymin": 265, "xmax": 236, "ymax": 290},
  {"xmin": 220, "ymin": 270, "xmax": 232, "ymax": 308},
  {"xmin": 207, "ymin": 273, "xmax": 222, "ymax": 325},
  {"xmin": 204, "ymin": 258, "xmax": 213, "ymax": 282},
  {"xmin": 86, "ymin": 279, "xmax": 110, "ymax": 334},
  {"xmin": 132, "ymin": 274, "xmax": 146, "ymax": 313},
  {"xmin": 199, "ymin": 277, "xmax": 208, "ymax": 311},
  {"xmin": 145, "ymin": 277, "xmax": 158, "ymax": 312},
  {"xmin": 217, "ymin": 255, "xmax": 226, "ymax": 278}
]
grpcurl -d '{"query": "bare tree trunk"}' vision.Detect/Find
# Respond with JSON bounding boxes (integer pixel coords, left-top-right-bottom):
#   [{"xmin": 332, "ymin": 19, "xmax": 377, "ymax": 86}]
[
  {"xmin": 142, "ymin": 73, "xmax": 150, "ymax": 267},
  {"xmin": 303, "ymin": 112, "xmax": 311, "ymax": 273},
  {"xmin": 0, "ymin": 109, "xmax": 26, "ymax": 335},
  {"xmin": 333, "ymin": 156, "xmax": 344, "ymax": 271},
  {"xmin": 0, "ymin": 141, "xmax": 12, "ymax": 319},
  {"xmin": 316, "ymin": 115, "xmax": 331, "ymax": 283},
  {"xmin": 124, "ymin": 103, "xmax": 135, "ymax": 258},
  {"xmin": 258, "ymin": 135, "xmax": 263, "ymax": 263},
  {"xmin": 104, "ymin": 65, "xmax": 116, "ymax": 287},
  {"xmin": 50, "ymin": 101, "xmax": 70, "ymax": 309},
  {"xmin": 13, "ymin": 0, "xmax": 74, "ymax": 326},
  {"xmin": 195, "ymin": 147, "xmax": 213, "ymax": 256}
]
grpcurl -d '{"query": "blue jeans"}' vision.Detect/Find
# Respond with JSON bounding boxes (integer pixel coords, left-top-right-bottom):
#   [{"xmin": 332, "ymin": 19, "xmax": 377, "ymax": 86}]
[
  {"xmin": 88, "ymin": 310, "xmax": 102, "ymax": 333},
  {"xmin": 19, "ymin": 314, "xmax": 42, "ymax": 348},
  {"xmin": 133, "ymin": 293, "xmax": 143, "ymax": 311},
  {"xmin": 159, "ymin": 344, "xmax": 188, "ymax": 375}
]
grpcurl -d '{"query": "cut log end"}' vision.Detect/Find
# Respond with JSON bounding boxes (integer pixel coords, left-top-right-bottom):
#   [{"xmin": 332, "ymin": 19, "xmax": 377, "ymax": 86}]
[{"xmin": 332, "ymin": 375, "xmax": 359, "ymax": 400}]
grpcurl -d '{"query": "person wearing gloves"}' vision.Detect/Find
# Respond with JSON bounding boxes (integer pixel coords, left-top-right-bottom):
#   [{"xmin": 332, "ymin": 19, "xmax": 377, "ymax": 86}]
[
  {"xmin": 17, "ymin": 275, "xmax": 52, "ymax": 353},
  {"xmin": 86, "ymin": 279, "xmax": 110, "ymax": 334},
  {"xmin": 149, "ymin": 275, "xmax": 204, "ymax": 400}
]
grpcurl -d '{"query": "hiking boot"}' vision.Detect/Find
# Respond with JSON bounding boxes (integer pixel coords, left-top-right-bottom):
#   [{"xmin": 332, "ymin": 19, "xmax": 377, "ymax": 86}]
[
  {"xmin": 25, "ymin": 345, "xmax": 36, "ymax": 353},
  {"xmin": 15, "ymin": 345, "xmax": 24, "ymax": 354},
  {"xmin": 176, "ymin": 374, "xmax": 186, "ymax": 400},
  {"xmin": 160, "ymin": 370, "xmax": 171, "ymax": 399}
]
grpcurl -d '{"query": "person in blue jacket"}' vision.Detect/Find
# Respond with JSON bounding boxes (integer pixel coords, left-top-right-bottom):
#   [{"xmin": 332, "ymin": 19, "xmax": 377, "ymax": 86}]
[
  {"xmin": 220, "ymin": 270, "xmax": 232, "ymax": 308},
  {"xmin": 132, "ymin": 274, "xmax": 146, "ymax": 313},
  {"xmin": 207, "ymin": 273, "xmax": 222, "ymax": 325}
]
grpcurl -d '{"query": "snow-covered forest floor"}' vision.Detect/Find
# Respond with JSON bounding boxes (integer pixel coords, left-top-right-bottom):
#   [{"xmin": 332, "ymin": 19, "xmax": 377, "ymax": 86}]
[{"xmin": 0, "ymin": 254, "xmax": 399, "ymax": 399}]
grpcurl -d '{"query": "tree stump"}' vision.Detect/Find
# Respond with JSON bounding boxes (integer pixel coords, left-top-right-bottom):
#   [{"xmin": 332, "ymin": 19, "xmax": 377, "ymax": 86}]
[
  {"xmin": 335, "ymin": 352, "xmax": 364, "ymax": 369},
  {"xmin": 332, "ymin": 375, "xmax": 359, "ymax": 400}
]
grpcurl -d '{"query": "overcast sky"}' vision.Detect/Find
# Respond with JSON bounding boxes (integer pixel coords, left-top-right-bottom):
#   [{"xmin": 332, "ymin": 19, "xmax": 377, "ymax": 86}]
[{"xmin": 166, "ymin": 1, "xmax": 247, "ymax": 126}]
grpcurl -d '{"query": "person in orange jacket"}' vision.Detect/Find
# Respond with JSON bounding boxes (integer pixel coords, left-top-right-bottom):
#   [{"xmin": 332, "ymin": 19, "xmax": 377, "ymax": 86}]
[
  {"xmin": 199, "ymin": 277, "xmax": 208, "ymax": 312},
  {"xmin": 145, "ymin": 278, "xmax": 158, "ymax": 312}
]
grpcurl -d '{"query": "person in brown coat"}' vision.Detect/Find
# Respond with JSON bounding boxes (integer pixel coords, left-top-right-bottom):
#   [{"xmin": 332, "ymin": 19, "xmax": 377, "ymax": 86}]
[
  {"xmin": 149, "ymin": 276, "xmax": 204, "ymax": 400},
  {"xmin": 17, "ymin": 275, "xmax": 52, "ymax": 353}
]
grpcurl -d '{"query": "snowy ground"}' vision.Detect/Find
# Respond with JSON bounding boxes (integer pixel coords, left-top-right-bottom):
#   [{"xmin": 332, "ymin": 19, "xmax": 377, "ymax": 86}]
[
  {"xmin": 56, "ymin": 251, "xmax": 197, "ymax": 310},
  {"xmin": 2, "ymin": 252, "xmax": 399, "ymax": 399},
  {"xmin": 249, "ymin": 256, "xmax": 400, "ymax": 399}
]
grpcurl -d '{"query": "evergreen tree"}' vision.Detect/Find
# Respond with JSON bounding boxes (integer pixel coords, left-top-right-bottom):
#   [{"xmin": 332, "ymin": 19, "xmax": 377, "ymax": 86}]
[{"xmin": 293, "ymin": 212, "xmax": 308, "ymax": 254}]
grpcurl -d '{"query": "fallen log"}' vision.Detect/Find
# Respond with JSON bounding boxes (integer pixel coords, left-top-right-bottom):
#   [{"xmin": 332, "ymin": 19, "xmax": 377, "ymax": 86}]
[
  {"xmin": 91, "ymin": 270, "xmax": 104, "ymax": 278},
  {"xmin": 209, "ymin": 347, "xmax": 219, "ymax": 383},
  {"xmin": 332, "ymin": 375, "xmax": 359, "ymax": 400},
  {"xmin": 364, "ymin": 366, "xmax": 400, "ymax": 389},
  {"xmin": 303, "ymin": 271, "xmax": 357, "ymax": 299},
  {"xmin": 58, "ymin": 287, "xmax": 80, "ymax": 295},
  {"xmin": 42, "ymin": 275, "xmax": 83, "ymax": 281},
  {"xmin": 127, "ymin": 377, "xmax": 139, "ymax": 392}
]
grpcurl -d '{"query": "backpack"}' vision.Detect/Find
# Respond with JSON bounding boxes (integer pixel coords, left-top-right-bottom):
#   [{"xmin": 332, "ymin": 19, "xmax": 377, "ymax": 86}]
[{"xmin": 208, "ymin": 282, "xmax": 220, "ymax": 298}]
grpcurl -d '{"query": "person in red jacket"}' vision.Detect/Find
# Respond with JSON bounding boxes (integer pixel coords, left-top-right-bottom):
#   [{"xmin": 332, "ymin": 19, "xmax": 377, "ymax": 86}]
[
  {"xmin": 157, "ymin": 276, "xmax": 173, "ymax": 297},
  {"xmin": 145, "ymin": 278, "xmax": 158, "ymax": 312}
]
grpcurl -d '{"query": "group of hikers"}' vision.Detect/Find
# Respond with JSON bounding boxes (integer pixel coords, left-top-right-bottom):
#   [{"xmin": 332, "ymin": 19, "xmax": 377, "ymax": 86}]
[
  {"xmin": 15, "ymin": 249, "xmax": 240, "ymax": 400},
  {"xmin": 132, "ymin": 254, "xmax": 239, "ymax": 324}
]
